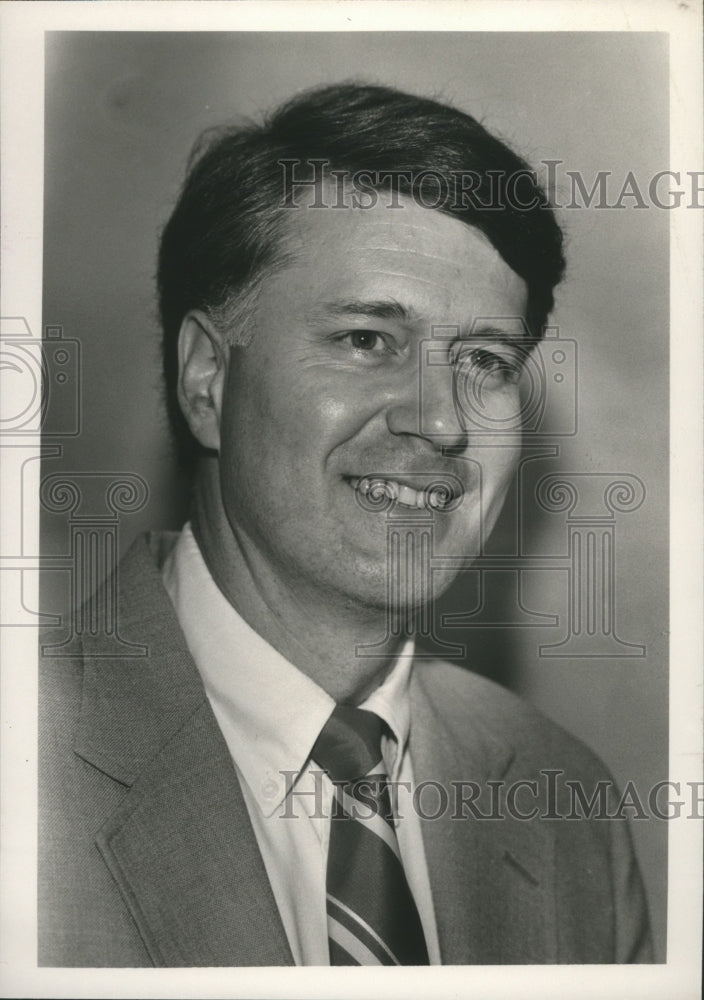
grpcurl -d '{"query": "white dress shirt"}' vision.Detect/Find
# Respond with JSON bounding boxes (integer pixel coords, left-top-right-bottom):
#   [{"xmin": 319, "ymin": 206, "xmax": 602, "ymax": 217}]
[{"xmin": 162, "ymin": 523, "xmax": 441, "ymax": 965}]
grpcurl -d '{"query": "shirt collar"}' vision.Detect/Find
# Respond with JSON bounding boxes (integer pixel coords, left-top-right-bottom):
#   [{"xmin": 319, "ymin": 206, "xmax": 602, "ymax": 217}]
[{"xmin": 162, "ymin": 523, "xmax": 414, "ymax": 817}]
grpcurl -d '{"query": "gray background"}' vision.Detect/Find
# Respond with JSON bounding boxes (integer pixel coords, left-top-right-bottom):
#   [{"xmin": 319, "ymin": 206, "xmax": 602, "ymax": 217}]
[{"xmin": 41, "ymin": 31, "xmax": 669, "ymax": 958}]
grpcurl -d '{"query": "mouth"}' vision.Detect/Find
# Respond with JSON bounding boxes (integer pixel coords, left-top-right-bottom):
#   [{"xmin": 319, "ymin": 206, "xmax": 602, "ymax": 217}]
[{"xmin": 347, "ymin": 475, "xmax": 462, "ymax": 511}]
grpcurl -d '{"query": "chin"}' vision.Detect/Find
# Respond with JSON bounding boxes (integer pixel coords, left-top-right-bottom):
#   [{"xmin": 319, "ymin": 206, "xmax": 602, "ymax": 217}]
[
  {"xmin": 333, "ymin": 557, "xmax": 392, "ymax": 611},
  {"xmin": 331, "ymin": 552, "xmax": 458, "ymax": 617}
]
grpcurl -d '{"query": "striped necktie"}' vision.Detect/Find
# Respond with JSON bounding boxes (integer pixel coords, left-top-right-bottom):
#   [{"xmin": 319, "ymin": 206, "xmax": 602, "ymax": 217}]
[{"xmin": 311, "ymin": 704, "xmax": 430, "ymax": 966}]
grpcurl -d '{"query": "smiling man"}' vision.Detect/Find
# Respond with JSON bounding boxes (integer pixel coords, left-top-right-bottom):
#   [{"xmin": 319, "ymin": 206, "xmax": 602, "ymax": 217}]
[{"xmin": 39, "ymin": 84, "xmax": 652, "ymax": 967}]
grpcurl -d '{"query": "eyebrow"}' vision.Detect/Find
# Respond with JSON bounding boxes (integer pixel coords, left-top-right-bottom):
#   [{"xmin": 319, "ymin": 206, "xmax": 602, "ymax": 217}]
[
  {"xmin": 313, "ymin": 299, "xmax": 529, "ymax": 342},
  {"xmin": 313, "ymin": 298, "xmax": 420, "ymax": 324},
  {"xmin": 463, "ymin": 323, "xmax": 529, "ymax": 342}
]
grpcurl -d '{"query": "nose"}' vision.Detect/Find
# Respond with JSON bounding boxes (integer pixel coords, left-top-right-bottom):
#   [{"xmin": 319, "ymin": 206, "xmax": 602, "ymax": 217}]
[{"xmin": 385, "ymin": 353, "xmax": 468, "ymax": 450}]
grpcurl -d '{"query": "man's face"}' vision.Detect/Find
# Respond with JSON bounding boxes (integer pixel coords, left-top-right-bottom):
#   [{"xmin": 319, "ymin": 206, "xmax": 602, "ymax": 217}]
[{"xmin": 215, "ymin": 197, "xmax": 528, "ymax": 610}]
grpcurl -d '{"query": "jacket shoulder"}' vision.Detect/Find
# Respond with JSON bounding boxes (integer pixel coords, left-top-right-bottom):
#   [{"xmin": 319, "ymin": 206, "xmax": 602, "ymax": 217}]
[
  {"xmin": 413, "ymin": 655, "xmax": 609, "ymax": 780},
  {"xmin": 412, "ymin": 657, "xmax": 653, "ymax": 962}
]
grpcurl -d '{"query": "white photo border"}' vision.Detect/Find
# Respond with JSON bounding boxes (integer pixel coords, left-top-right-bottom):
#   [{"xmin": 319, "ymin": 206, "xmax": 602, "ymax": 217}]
[{"xmin": 1, "ymin": 2, "xmax": 701, "ymax": 998}]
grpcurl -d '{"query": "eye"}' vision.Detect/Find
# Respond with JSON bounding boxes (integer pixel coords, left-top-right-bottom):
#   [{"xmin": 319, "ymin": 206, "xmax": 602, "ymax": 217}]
[
  {"xmin": 335, "ymin": 329, "xmax": 397, "ymax": 361},
  {"xmin": 452, "ymin": 344, "xmax": 523, "ymax": 385},
  {"xmin": 347, "ymin": 329, "xmax": 384, "ymax": 352},
  {"xmin": 331, "ymin": 327, "xmax": 406, "ymax": 368},
  {"xmin": 471, "ymin": 348, "xmax": 519, "ymax": 377}
]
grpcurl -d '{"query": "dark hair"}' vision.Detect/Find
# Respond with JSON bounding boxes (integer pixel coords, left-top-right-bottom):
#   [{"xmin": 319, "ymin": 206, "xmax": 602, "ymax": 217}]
[{"xmin": 158, "ymin": 82, "xmax": 565, "ymax": 465}]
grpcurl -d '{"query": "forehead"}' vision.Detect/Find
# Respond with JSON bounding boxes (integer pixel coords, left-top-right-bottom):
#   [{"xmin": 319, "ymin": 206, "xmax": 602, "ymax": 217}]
[{"xmin": 268, "ymin": 196, "xmax": 528, "ymax": 325}]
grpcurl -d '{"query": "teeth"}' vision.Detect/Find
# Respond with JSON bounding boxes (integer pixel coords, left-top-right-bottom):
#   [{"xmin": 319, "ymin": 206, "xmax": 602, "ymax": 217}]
[{"xmin": 349, "ymin": 477, "xmax": 452, "ymax": 510}]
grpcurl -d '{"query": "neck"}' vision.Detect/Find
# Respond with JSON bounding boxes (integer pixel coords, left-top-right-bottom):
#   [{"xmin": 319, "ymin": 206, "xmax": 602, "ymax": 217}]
[{"xmin": 191, "ymin": 460, "xmax": 406, "ymax": 704}]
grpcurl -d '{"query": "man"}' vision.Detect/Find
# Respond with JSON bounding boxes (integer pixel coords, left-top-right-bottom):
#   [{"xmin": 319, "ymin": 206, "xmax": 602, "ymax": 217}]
[{"xmin": 39, "ymin": 83, "xmax": 652, "ymax": 966}]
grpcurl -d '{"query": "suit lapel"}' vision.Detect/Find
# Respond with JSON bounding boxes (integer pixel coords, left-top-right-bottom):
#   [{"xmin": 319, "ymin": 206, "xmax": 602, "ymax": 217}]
[
  {"xmin": 75, "ymin": 535, "xmax": 294, "ymax": 967},
  {"xmin": 410, "ymin": 664, "xmax": 557, "ymax": 964},
  {"xmin": 95, "ymin": 702, "xmax": 293, "ymax": 966}
]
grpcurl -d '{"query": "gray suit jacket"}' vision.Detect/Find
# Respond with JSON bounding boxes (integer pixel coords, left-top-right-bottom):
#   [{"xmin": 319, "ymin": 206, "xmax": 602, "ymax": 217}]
[{"xmin": 39, "ymin": 534, "xmax": 653, "ymax": 966}]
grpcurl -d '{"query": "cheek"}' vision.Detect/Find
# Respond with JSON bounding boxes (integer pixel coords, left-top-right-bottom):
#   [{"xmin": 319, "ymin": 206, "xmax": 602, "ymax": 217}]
[
  {"xmin": 476, "ymin": 441, "xmax": 521, "ymax": 505},
  {"xmin": 222, "ymin": 363, "xmax": 300, "ymax": 456},
  {"xmin": 465, "ymin": 384, "xmax": 524, "ymax": 431},
  {"xmin": 224, "ymin": 365, "xmax": 369, "ymax": 478},
  {"xmin": 269, "ymin": 378, "xmax": 374, "ymax": 460},
  {"xmin": 316, "ymin": 393, "xmax": 363, "ymax": 433}
]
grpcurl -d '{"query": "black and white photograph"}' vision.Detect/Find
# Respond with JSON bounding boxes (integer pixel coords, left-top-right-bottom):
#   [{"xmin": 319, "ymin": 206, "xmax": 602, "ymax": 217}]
[{"xmin": 0, "ymin": 2, "xmax": 701, "ymax": 998}]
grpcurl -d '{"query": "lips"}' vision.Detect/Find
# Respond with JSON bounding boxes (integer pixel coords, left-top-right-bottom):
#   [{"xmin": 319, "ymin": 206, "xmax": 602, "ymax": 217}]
[{"xmin": 348, "ymin": 475, "xmax": 461, "ymax": 511}]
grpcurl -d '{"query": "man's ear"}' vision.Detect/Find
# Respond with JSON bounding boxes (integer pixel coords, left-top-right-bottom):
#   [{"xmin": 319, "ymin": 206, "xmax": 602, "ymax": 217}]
[{"xmin": 176, "ymin": 310, "xmax": 228, "ymax": 452}]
